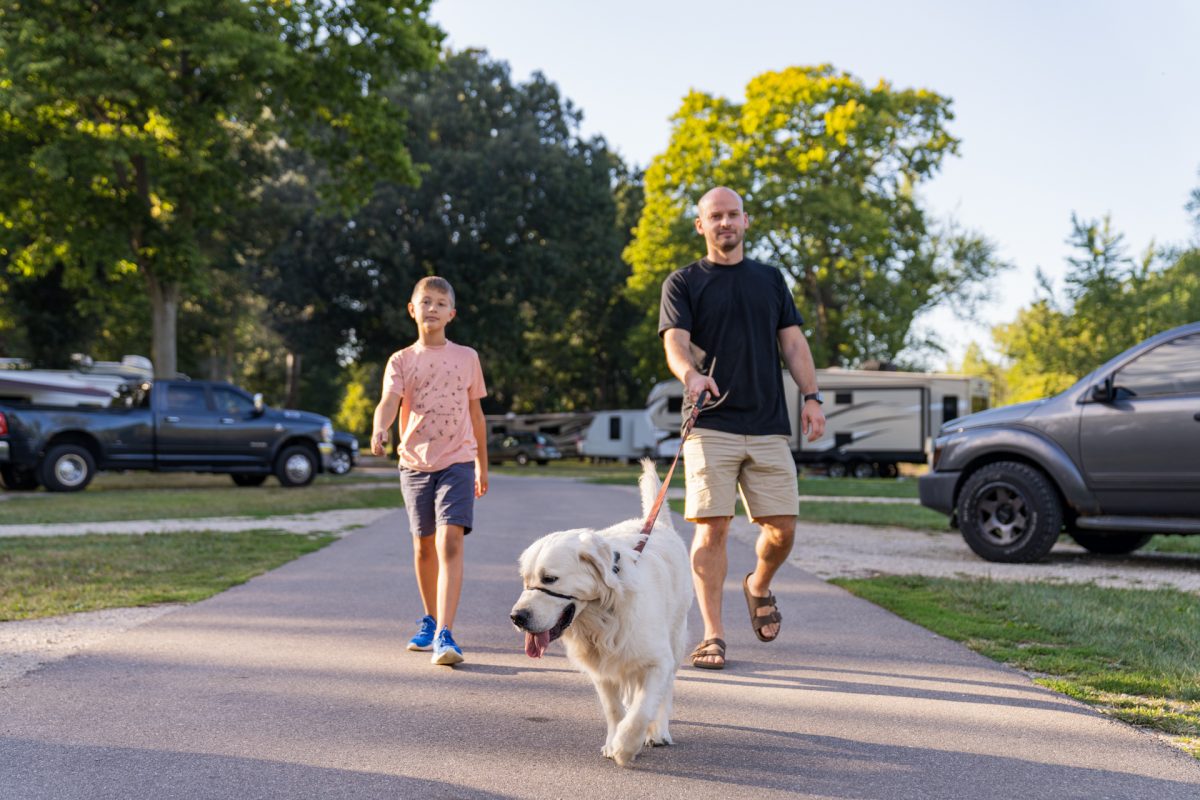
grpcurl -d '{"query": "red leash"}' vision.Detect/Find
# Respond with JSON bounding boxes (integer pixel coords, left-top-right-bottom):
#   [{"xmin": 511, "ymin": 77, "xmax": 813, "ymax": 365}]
[{"xmin": 634, "ymin": 388, "xmax": 709, "ymax": 553}]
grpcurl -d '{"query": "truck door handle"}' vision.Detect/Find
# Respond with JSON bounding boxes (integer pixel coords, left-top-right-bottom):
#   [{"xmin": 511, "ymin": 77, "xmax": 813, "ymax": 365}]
[
  {"xmin": 164, "ymin": 416, "xmax": 180, "ymax": 423},
  {"xmin": 221, "ymin": 418, "xmax": 235, "ymax": 424}
]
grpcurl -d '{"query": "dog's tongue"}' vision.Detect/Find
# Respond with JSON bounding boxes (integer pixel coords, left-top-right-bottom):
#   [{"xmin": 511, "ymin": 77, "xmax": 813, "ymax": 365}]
[{"xmin": 524, "ymin": 630, "xmax": 550, "ymax": 659}]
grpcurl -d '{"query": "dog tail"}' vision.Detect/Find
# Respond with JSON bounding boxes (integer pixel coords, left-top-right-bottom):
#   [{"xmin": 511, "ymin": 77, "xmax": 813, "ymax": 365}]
[{"xmin": 638, "ymin": 458, "xmax": 670, "ymax": 529}]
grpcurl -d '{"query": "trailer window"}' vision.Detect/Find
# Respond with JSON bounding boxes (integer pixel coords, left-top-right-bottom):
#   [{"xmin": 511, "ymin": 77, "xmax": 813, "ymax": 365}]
[
  {"xmin": 942, "ymin": 395, "xmax": 960, "ymax": 423},
  {"xmin": 835, "ymin": 392, "xmax": 852, "ymax": 404},
  {"xmin": 609, "ymin": 416, "xmax": 621, "ymax": 440},
  {"xmin": 667, "ymin": 397, "xmax": 682, "ymax": 414}
]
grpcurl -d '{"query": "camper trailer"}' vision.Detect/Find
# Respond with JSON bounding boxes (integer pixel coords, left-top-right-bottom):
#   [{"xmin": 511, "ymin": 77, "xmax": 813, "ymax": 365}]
[
  {"xmin": 646, "ymin": 369, "xmax": 990, "ymax": 477},
  {"xmin": 0, "ymin": 355, "xmax": 153, "ymax": 408},
  {"xmin": 577, "ymin": 409, "xmax": 673, "ymax": 462}
]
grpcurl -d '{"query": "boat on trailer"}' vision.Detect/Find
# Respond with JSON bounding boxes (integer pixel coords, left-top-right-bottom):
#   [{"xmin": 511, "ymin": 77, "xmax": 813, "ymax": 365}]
[{"xmin": 0, "ymin": 355, "xmax": 154, "ymax": 408}]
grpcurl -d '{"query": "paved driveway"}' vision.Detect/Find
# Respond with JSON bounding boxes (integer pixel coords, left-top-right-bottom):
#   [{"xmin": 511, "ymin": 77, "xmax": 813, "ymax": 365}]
[{"xmin": 2, "ymin": 473, "xmax": 1199, "ymax": 799}]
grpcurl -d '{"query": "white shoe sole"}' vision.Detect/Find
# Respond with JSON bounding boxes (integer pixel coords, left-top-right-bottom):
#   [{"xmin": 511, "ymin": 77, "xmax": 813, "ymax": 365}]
[
  {"xmin": 407, "ymin": 642, "xmax": 432, "ymax": 652},
  {"xmin": 432, "ymin": 649, "xmax": 464, "ymax": 666}
]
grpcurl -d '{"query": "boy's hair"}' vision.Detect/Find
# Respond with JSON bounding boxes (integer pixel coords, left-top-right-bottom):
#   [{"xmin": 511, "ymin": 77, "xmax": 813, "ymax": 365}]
[{"xmin": 412, "ymin": 276, "xmax": 456, "ymax": 306}]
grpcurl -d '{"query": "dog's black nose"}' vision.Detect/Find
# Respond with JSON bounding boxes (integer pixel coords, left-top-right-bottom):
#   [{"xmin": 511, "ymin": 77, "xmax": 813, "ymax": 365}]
[{"xmin": 510, "ymin": 609, "xmax": 530, "ymax": 629}]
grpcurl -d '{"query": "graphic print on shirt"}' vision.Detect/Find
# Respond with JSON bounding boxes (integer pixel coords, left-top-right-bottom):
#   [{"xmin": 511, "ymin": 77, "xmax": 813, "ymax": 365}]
[{"xmin": 410, "ymin": 358, "xmax": 468, "ymax": 445}]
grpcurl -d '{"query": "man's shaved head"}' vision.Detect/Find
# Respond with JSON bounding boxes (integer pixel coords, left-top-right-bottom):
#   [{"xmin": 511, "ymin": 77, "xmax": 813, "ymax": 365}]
[{"xmin": 697, "ymin": 186, "xmax": 744, "ymax": 216}]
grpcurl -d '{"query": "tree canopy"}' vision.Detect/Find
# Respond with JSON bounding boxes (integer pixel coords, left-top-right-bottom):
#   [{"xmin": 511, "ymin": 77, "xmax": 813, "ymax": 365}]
[
  {"xmin": 624, "ymin": 65, "xmax": 1003, "ymax": 381},
  {"xmin": 0, "ymin": 0, "xmax": 441, "ymax": 376}
]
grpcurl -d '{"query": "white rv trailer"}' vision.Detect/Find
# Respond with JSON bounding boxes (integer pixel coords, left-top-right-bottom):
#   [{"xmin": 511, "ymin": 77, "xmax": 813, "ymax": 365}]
[
  {"xmin": 0, "ymin": 355, "xmax": 153, "ymax": 408},
  {"xmin": 577, "ymin": 409, "xmax": 675, "ymax": 462},
  {"xmin": 646, "ymin": 368, "xmax": 990, "ymax": 477}
]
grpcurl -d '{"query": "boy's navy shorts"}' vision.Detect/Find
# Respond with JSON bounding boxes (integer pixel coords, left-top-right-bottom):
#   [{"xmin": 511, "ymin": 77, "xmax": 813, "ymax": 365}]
[{"xmin": 398, "ymin": 462, "xmax": 475, "ymax": 537}]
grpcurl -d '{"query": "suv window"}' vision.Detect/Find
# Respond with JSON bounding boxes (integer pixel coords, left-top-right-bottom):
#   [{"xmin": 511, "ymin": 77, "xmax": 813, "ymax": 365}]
[{"xmin": 1115, "ymin": 332, "xmax": 1200, "ymax": 397}]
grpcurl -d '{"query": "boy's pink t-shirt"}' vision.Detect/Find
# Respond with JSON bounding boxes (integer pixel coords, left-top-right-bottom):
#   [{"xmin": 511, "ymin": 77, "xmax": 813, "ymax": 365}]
[{"xmin": 382, "ymin": 341, "xmax": 487, "ymax": 472}]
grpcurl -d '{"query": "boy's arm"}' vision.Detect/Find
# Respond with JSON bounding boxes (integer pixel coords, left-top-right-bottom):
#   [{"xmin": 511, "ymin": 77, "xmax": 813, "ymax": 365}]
[
  {"xmin": 469, "ymin": 397, "xmax": 488, "ymax": 497},
  {"xmin": 370, "ymin": 392, "xmax": 401, "ymax": 456}
]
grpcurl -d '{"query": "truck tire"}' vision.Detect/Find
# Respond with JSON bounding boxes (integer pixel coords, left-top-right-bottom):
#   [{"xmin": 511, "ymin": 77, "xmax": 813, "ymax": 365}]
[
  {"xmin": 39, "ymin": 443, "xmax": 96, "ymax": 492},
  {"xmin": 275, "ymin": 445, "xmax": 317, "ymax": 487},
  {"xmin": 957, "ymin": 461, "xmax": 1062, "ymax": 563},
  {"xmin": 1068, "ymin": 530, "xmax": 1152, "ymax": 555},
  {"xmin": 515, "ymin": 452, "xmax": 530, "ymax": 466},
  {"xmin": 329, "ymin": 447, "xmax": 353, "ymax": 476},
  {"xmin": 0, "ymin": 465, "xmax": 40, "ymax": 491},
  {"xmin": 231, "ymin": 474, "xmax": 268, "ymax": 487}
]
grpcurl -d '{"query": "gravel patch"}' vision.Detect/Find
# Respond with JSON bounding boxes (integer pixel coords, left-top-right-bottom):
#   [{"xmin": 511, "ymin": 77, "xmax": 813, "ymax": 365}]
[{"xmin": 0, "ymin": 508, "xmax": 394, "ymax": 538}]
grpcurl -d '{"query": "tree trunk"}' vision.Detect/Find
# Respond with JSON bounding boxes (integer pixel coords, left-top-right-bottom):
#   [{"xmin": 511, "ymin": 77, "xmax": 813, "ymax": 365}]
[
  {"xmin": 284, "ymin": 350, "xmax": 302, "ymax": 408},
  {"xmin": 145, "ymin": 272, "xmax": 180, "ymax": 378}
]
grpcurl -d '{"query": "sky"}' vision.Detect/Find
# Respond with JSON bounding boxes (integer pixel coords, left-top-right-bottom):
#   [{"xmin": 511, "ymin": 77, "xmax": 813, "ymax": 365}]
[{"xmin": 428, "ymin": 0, "xmax": 1200, "ymax": 368}]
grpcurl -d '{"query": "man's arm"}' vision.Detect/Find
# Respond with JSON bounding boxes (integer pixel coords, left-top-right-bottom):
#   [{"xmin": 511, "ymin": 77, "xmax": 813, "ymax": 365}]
[
  {"xmin": 370, "ymin": 392, "xmax": 401, "ymax": 456},
  {"xmin": 469, "ymin": 397, "xmax": 488, "ymax": 497},
  {"xmin": 778, "ymin": 325, "xmax": 826, "ymax": 441},
  {"xmin": 663, "ymin": 328, "xmax": 719, "ymax": 403}
]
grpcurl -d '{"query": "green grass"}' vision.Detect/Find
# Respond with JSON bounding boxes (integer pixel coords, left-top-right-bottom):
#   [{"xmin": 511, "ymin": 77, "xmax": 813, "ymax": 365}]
[
  {"xmin": 0, "ymin": 481, "xmax": 401, "ymax": 525},
  {"xmin": 832, "ymin": 575, "xmax": 1200, "ymax": 758},
  {"xmin": 795, "ymin": 477, "xmax": 919, "ymax": 498},
  {"xmin": 0, "ymin": 531, "xmax": 337, "ymax": 620},
  {"xmin": 1142, "ymin": 536, "xmax": 1200, "ymax": 555},
  {"xmin": 667, "ymin": 498, "xmax": 948, "ymax": 531}
]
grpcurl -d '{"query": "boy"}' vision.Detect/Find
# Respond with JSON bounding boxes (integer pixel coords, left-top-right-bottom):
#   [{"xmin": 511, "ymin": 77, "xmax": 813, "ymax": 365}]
[{"xmin": 371, "ymin": 276, "xmax": 489, "ymax": 666}]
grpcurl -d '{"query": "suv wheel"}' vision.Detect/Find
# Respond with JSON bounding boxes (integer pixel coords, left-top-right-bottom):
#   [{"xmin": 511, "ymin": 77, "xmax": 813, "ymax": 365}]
[
  {"xmin": 515, "ymin": 452, "xmax": 530, "ymax": 466},
  {"xmin": 329, "ymin": 447, "xmax": 353, "ymax": 475},
  {"xmin": 1068, "ymin": 530, "xmax": 1152, "ymax": 555},
  {"xmin": 39, "ymin": 443, "xmax": 96, "ymax": 492},
  {"xmin": 957, "ymin": 461, "xmax": 1062, "ymax": 563},
  {"xmin": 275, "ymin": 445, "xmax": 317, "ymax": 487}
]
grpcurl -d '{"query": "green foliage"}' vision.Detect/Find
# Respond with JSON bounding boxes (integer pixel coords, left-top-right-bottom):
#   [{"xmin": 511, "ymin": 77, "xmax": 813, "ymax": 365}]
[
  {"xmin": 992, "ymin": 214, "xmax": 1200, "ymax": 402},
  {"xmin": 335, "ymin": 361, "xmax": 382, "ymax": 436},
  {"xmin": 624, "ymin": 65, "xmax": 1005, "ymax": 383},
  {"xmin": 0, "ymin": 0, "xmax": 442, "ymax": 375}
]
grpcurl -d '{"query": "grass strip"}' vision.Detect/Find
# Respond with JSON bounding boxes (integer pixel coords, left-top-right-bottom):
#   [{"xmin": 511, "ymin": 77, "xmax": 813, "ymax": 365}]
[
  {"xmin": 832, "ymin": 575, "xmax": 1200, "ymax": 758},
  {"xmin": 666, "ymin": 498, "xmax": 947, "ymax": 531},
  {"xmin": 0, "ymin": 483, "xmax": 401, "ymax": 525},
  {"xmin": 0, "ymin": 531, "xmax": 337, "ymax": 621}
]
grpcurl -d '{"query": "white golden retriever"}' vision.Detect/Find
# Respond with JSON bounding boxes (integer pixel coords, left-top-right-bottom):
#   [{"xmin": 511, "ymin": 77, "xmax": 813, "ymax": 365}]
[{"xmin": 510, "ymin": 459, "xmax": 692, "ymax": 767}]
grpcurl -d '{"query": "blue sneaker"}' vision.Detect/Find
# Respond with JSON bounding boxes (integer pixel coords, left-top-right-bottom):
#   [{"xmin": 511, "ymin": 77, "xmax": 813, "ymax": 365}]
[
  {"xmin": 431, "ymin": 628, "xmax": 464, "ymax": 666},
  {"xmin": 406, "ymin": 615, "xmax": 437, "ymax": 652}
]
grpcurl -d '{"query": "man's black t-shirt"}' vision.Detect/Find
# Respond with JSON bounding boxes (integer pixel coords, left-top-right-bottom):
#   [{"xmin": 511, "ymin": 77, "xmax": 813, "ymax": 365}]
[{"xmin": 658, "ymin": 257, "xmax": 804, "ymax": 436}]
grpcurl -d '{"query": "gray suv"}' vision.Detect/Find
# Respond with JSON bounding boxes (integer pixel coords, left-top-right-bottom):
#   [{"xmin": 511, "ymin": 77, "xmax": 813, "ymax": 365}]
[{"xmin": 920, "ymin": 322, "xmax": 1200, "ymax": 562}]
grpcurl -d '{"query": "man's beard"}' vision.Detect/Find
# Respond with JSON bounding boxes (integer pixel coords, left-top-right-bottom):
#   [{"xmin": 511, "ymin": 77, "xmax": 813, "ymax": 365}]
[{"xmin": 716, "ymin": 232, "xmax": 743, "ymax": 252}]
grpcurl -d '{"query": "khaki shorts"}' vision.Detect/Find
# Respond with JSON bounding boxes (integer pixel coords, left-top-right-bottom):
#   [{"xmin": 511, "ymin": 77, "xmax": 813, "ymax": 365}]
[{"xmin": 683, "ymin": 429, "xmax": 799, "ymax": 522}]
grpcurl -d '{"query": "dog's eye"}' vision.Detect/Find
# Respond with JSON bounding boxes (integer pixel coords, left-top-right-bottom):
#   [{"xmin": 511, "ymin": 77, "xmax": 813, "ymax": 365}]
[{"xmin": 541, "ymin": 575, "xmax": 558, "ymax": 585}]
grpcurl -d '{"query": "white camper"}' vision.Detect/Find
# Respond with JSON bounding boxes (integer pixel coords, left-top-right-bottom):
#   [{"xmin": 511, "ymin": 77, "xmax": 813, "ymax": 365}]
[
  {"xmin": 646, "ymin": 368, "xmax": 990, "ymax": 477},
  {"xmin": 578, "ymin": 409, "xmax": 671, "ymax": 462},
  {"xmin": 0, "ymin": 355, "xmax": 153, "ymax": 408}
]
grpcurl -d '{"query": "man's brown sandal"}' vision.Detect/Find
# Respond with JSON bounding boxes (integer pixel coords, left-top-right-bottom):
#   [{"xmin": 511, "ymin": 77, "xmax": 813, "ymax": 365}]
[
  {"xmin": 690, "ymin": 637, "xmax": 726, "ymax": 670},
  {"xmin": 743, "ymin": 573, "xmax": 781, "ymax": 642}
]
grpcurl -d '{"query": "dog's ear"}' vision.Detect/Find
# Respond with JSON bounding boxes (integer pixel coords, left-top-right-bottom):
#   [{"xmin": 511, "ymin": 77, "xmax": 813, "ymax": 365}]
[{"xmin": 578, "ymin": 532, "xmax": 621, "ymax": 595}]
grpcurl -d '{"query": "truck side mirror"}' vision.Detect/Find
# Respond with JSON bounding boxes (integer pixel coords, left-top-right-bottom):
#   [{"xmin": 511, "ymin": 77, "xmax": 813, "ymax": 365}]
[
  {"xmin": 253, "ymin": 393, "xmax": 264, "ymax": 416},
  {"xmin": 1090, "ymin": 378, "xmax": 1112, "ymax": 403}
]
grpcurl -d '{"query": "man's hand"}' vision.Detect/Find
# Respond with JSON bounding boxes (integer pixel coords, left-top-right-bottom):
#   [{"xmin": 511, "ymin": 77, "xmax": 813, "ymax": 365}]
[
  {"xmin": 685, "ymin": 369, "xmax": 719, "ymax": 407},
  {"xmin": 801, "ymin": 401, "xmax": 826, "ymax": 442}
]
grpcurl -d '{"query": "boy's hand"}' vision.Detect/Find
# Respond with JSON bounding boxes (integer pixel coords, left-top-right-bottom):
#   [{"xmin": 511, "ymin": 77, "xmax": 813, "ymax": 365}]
[
  {"xmin": 475, "ymin": 465, "xmax": 488, "ymax": 497},
  {"xmin": 370, "ymin": 430, "xmax": 388, "ymax": 456}
]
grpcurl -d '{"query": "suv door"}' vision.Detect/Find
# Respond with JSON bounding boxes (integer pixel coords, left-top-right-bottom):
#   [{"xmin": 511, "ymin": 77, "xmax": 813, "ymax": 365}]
[
  {"xmin": 156, "ymin": 383, "xmax": 216, "ymax": 467},
  {"xmin": 1079, "ymin": 331, "xmax": 1200, "ymax": 514}
]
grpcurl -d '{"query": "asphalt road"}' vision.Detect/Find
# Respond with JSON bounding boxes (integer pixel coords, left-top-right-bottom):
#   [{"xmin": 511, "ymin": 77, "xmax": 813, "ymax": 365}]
[{"xmin": 3, "ymin": 473, "xmax": 1199, "ymax": 799}]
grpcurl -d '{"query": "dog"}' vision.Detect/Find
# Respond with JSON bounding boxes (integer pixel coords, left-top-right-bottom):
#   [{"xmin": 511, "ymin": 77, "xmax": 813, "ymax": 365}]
[{"xmin": 510, "ymin": 459, "xmax": 692, "ymax": 767}]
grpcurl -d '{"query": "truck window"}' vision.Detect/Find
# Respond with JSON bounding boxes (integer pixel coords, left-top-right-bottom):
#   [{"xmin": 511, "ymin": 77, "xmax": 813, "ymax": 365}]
[
  {"xmin": 212, "ymin": 387, "xmax": 255, "ymax": 416},
  {"xmin": 166, "ymin": 384, "xmax": 209, "ymax": 412},
  {"xmin": 1115, "ymin": 333, "xmax": 1200, "ymax": 397}
]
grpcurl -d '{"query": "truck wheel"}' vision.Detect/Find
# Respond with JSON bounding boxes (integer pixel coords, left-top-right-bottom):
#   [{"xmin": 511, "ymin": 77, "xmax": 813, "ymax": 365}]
[
  {"xmin": 231, "ymin": 474, "xmax": 268, "ymax": 487},
  {"xmin": 515, "ymin": 452, "xmax": 530, "ymax": 466},
  {"xmin": 329, "ymin": 447, "xmax": 353, "ymax": 476},
  {"xmin": 39, "ymin": 444, "xmax": 96, "ymax": 492},
  {"xmin": 851, "ymin": 461, "xmax": 877, "ymax": 479},
  {"xmin": 275, "ymin": 445, "xmax": 317, "ymax": 487},
  {"xmin": 957, "ymin": 461, "xmax": 1062, "ymax": 563},
  {"xmin": 826, "ymin": 461, "xmax": 848, "ymax": 479},
  {"xmin": 1068, "ymin": 530, "xmax": 1152, "ymax": 555},
  {"xmin": 0, "ymin": 465, "xmax": 40, "ymax": 491}
]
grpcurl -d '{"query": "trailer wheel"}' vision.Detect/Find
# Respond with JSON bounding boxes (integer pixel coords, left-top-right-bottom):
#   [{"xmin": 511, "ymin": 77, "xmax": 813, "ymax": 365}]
[
  {"xmin": 879, "ymin": 462, "xmax": 899, "ymax": 479},
  {"xmin": 39, "ymin": 443, "xmax": 96, "ymax": 492},
  {"xmin": 826, "ymin": 461, "xmax": 848, "ymax": 478},
  {"xmin": 851, "ymin": 461, "xmax": 877, "ymax": 479}
]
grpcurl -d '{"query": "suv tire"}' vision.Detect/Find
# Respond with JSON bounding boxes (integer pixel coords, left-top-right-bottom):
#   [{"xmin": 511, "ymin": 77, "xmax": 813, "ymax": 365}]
[
  {"xmin": 1068, "ymin": 530, "xmax": 1152, "ymax": 555},
  {"xmin": 39, "ymin": 443, "xmax": 96, "ymax": 492},
  {"xmin": 957, "ymin": 461, "xmax": 1062, "ymax": 563},
  {"xmin": 515, "ymin": 452, "xmax": 530, "ymax": 466}
]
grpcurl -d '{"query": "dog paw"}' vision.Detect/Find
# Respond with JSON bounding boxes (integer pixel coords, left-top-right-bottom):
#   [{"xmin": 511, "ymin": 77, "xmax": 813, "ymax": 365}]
[
  {"xmin": 611, "ymin": 747, "xmax": 639, "ymax": 768},
  {"xmin": 645, "ymin": 733, "xmax": 673, "ymax": 747},
  {"xmin": 601, "ymin": 744, "xmax": 614, "ymax": 759}
]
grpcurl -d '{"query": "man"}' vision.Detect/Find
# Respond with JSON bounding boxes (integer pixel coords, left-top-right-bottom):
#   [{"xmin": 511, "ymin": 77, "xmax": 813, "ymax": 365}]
[{"xmin": 659, "ymin": 186, "xmax": 825, "ymax": 670}]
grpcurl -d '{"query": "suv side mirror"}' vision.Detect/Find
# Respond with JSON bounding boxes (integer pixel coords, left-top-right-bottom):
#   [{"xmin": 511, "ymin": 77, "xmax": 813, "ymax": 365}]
[
  {"xmin": 253, "ymin": 393, "xmax": 264, "ymax": 416},
  {"xmin": 1090, "ymin": 378, "xmax": 1113, "ymax": 403}
]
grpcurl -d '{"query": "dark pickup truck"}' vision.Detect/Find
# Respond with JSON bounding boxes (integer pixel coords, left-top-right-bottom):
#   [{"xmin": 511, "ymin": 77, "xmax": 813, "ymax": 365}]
[
  {"xmin": 0, "ymin": 379, "xmax": 334, "ymax": 492},
  {"xmin": 919, "ymin": 321, "xmax": 1200, "ymax": 562}
]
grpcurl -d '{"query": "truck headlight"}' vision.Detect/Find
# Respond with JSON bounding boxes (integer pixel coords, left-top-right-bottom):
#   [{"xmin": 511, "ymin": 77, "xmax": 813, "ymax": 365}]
[{"xmin": 322, "ymin": 423, "xmax": 333, "ymax": 443}]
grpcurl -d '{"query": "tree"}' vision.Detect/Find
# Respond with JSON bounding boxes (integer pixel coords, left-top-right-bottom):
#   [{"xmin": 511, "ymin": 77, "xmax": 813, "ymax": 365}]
[
  {"xmin": 0, "ymin": 0, "xmax": 441, "ymax": 376},
  {"xmin": 624, "ymin": 65, "xmax": 1004, "ymax": 382},
  {"xmin": 255, "ymin": 50, "xmax": 637, "ymax": 413}
]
